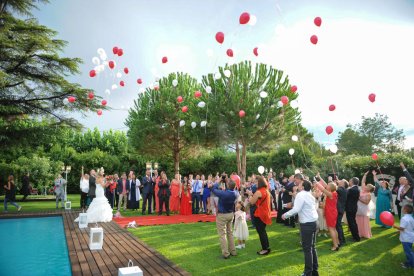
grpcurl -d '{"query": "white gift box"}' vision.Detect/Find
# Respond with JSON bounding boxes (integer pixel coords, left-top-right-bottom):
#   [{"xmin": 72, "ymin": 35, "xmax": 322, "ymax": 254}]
[
  {"xmin": 118, "ymin": 260, "xmax": 143, "ymax": 276},
  {"xmin": 89, "ymin": 227, "xmax": 103, "ymax": 250},
  {"xmin": 78, "ymin": 213, "xmax": 88, "ymax": 229},
  {"xmin": 65, "ymin": 201, "xmax": 72, "ymax": 210}
]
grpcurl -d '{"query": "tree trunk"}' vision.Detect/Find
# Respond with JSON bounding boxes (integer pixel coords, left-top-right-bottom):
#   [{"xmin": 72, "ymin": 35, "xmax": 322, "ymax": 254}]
[
  {"xmin": 173, "ymin": 128, "xmax": 180, "ymax": 175},
  {"xmin": 241, "ymin": 140, "xmax": 247, "ymax": 183},
  {"xmin": 236, "ymin": 141, "xmax": 242, "ymax": 176}
]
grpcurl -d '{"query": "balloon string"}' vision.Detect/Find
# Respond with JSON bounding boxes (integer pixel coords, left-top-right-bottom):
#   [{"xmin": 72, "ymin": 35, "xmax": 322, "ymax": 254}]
[
  {"xmin": 290, "ymin": 155, "xmax": 295, "ymax": 168},
  {"xmin": 330, "ymin": 157, "xmax": 336, "ymax": 177},
  {"xmin": 376, "ymin": 160, "xmax": 384, "ymax": 178}
]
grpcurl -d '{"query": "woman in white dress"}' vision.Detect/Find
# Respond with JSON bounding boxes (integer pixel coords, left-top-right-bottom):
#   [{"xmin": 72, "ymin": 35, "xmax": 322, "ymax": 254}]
[{"xmin": 75, "ymin": 167, "xmax": 113, "ymax": 223}]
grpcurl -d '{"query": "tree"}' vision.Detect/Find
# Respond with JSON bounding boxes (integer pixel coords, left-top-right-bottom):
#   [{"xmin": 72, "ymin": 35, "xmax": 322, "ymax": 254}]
[
  {"xmin": 202, "ymin": 61, "xmax": 298, "ymax": 180},
  {"xmin": 0, "ymin": 0, "xmax": 104, "ymax": 145},
  {"xmin": 126, "ymin": 73, "xmax": 203, "ymax": 174},
  {"xmin": 337, "ymin": 113, "xmax": 405, "ymax": 155}
]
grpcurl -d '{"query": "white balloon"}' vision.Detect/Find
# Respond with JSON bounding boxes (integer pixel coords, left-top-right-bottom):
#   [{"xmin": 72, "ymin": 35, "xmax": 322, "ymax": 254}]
[
  {"xmin": 179, "ymin": 120, "xmax": 185, "ymax": 127},
  {"xmin": 191, "ymin": 122, "xmax": 197, "ymax": 128},
  {"xmin": 104, "ymin": 89, "xmax": 111, "ymax": 95},
  {"xmin": 258, "ymin": 166, "xmax": 265, "ymax": 174},
  {"xmin": 205, "ymin": 86, "xmax": 212, "ymax": 94},
  {"xmin": 92, "ymin": 57, "xmax": 100, "ymax": 65},
  {"xmin": 259, "ymin": 91, "xmax": 268, "ymax": 98},
  {"xmin": 256, "ymin": 114, "xmax": 260, "ymax": 120},
  {"xmin": 329, "ymin": 144, "xmax": 338, "ymax": 154},
  {"xmin": 98, "ymin": 64, "xmax": 105, "ymax": 72},
  {"xmin": 154, "ymin": 81, "xmax": 159, "ymax": 87},
  {"xmin": 97, "ymin": 48, "xmax": 105, "ymax": 55},
  {"xmin": 294, "ymin": 169, "xmax": 301, "ymax": 174},
  {"xmin": 111, "ymin": 84, "xmax": 118, "ymax": 90},
  {"xmin": 116, "ymin": 72, "xmax": 122, "ymax": 78},
  {"xmin": 172, "ymin": 79, "xmax": 178, "ymax": 87},
  {"xmin": 214, "ymin": 72, "xmax": 221, "ymax": 80},
  {"xmin": 224, "ymin": 69, "xmax": 231, "ymax": 78},
  {"xmin": 155, "ymin": 75, "xmax": 161, "ymax": 82},
  {"xmin": 277, "ymin": 101, "xmax": 283, "ymax": 108},
  {"xmin": 292, "ymin": 135, "xmax": 298, "ymax": 142},
  {"xmin": 200, "ymin": 121, "xmax": 207, "ymax": 127},
  {"xmin": 99, "ymin": 52, "xmax": 107, "ymax": 61},
  {"xmin": 94, "ymin": 65, "xmax": 101, "ymax": 73},
  {"xmin": 139, "ymin": 88, "xmax": 145, "ymax": 94},
  {"xmin": 197, "ymin": 101, "xmax": 206, "ymax": 108},
  {"xmin": 248, "ymin": 15, "xmax": 257, "ymax": 26},
  {"xmin": 149, "ymin": 83, "xmax": 154, "ymax": 90},
  {"xmin": 290, "ymin": 99, "xmax": 299, "ymax": 109},
  {"xmin": 63, "ymin": 98, "xmax": 69, "ymax": 105},
  {"xmin": 289, "ymin": 148, "xmax": 295, "ymax": 155}
]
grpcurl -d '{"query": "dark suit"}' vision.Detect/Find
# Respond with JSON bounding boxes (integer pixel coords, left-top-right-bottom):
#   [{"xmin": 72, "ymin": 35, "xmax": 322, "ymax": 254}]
[
  {"xmin": 336, "ymin": 186, "xmax": 347, "ymax": 244},
  {"xmin": 158, "ymin": 179, "xmax": 171, "ymax": 215},
  {"xmin": 141, "ymin": 176, "xmax": 154, "ymax": 214},
  {"xmin": 88, "ymin": 176, "xmax": 96, "ymax": 201},
  {"xmin": 282, "ymin": 182, "xmax": 295, "ymax": 227},
  {"xmin": 345, "ymin": 185, "xmax": 360, "ymax": 241}
]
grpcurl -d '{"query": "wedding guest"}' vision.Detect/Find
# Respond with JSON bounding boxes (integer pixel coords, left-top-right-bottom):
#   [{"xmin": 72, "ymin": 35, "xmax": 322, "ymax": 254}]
[
  {"xmin": 336, "ymin": 179, "xmax": 348, "ymax": 246},
  {"xmin": 141, "ymin": 169, "xmax": 154, "ymax": 214},
  {"xmin": 247, "ymin": 176, "xmax": 272, "ymax": 256},
  {"xmin": 276, "ymin": 173, "xmax": 287, "ymax": 223},
  {"xmin": 192, "ymin": 175, "xmax": 202, "ymax": 214},
  {"xmin": 268, "ymin": 172, "xmax": 277, "ymax": 211},
  {"xmin": 400, "ymin": 162, "xmax": 414, "ymax": 208},
  {"xmin": 346, "ymin": 177, "xmax": 361, "ymax": 242},
  {"xmin": 117, "ymin": 172, "xmax": 129, "ymax": 211},
  {"xmin": 200, "ymin": 174, "xmax": 205, "ymax": 212},
  {"xmin": 169, "ymin": 174, "xmax": 181, "ymax": 213},
  {"xmin": 108, "ymin": 174, "xmax": 118, "ymax": 208},
  {"xmin": 249, "ymin": 175, "xmax": 258, "ymax": 228},
  {"xmin": 21, "ymin": 172, "xmax": 30, "ymax": 201},
  {"xmin": 210, "ymin": 176, "xmax": 220, "ymax": 215},
  {"xmin": 113, "ymin": 174, "xmax": 119, "ymax": 208},
  {"xmin": 373, "ymin": 170, "xmax": 394, "ymax": 228},
  {"xmin": 104, "ymin": 175, "xmax": 114, "ymax": 208},
  {"xmin": 180, "ymin": 177, "xmax": 192, "ymax": 215},
  {"xmin": 356, "ymin": 171, "xmax": 375, "ymax": 239},
  {"xmin": 79, "ymin": 166, "xmax": 89, "ymax": 210},
  {"xmin": 202, "ymin": 175, "xmax": 211, "ymax": 214},
  {"xmin": 282, "ymin": 175, "xmax": 296, "ymax": 228},
  {"xmin": 153, "ymin": 170, "xmax": 160, "ymax": 213},
  {"xmin": 314, "ymin": 187, "xmax": 328, "ymax": 237},
  {"xmin": 393, "ymin": 204, "xmax": 414, "ymax": 269},
  {"xmin": 3, "ymin": 175, "xmax": 21, "ymax": 212},
  {"xmin": 283, "ymin": 177, "xmax": 319, "ymax": 276},
  {"xmin": 234, "ymin": 201, "xmax": 249, "ymax": 249},
  {"xmin": 88, "ymin": 169, "xmax": 97, "ymax": 204},
  {"xmin": 54, "ymin": 174, "xmax": 66, "ymax": 209},
  {"xmin": 212, "ymin": 180, "xmax": 237, "ymax": 259},
  {"xmin": 127, "ymin": 173, "xmax": 141, "ymax": 211},
  {"xmin": 158, "ymin": 171, "xmax": 171, "ymax": 216}
]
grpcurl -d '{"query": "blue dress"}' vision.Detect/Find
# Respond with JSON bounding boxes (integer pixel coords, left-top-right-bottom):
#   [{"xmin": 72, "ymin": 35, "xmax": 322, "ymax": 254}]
[{"xmin": 375, "ymin": 182, "xmax": 392, "ymax": 227}]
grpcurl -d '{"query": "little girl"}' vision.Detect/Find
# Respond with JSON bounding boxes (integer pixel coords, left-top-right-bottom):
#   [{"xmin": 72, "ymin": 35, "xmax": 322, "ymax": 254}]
[{"xmin": 234, "ymin": 201, "xmax": 249, "ymax": 249}]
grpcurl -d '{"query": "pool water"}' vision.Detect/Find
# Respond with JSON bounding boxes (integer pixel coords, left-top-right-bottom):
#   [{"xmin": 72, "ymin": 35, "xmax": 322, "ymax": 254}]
[{"xmin": 0, "ymin": 216, "xmax": 72, "ymax": 276}]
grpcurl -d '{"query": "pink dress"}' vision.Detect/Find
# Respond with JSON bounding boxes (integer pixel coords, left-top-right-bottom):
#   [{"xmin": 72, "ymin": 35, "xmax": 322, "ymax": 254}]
[
  {"xmin": 356, "ymin": 191, "xmax": 372, "ymax": 238},
  {"xmin": 169, "ymin": 180, "xmax": 181, "ymax": 212}
]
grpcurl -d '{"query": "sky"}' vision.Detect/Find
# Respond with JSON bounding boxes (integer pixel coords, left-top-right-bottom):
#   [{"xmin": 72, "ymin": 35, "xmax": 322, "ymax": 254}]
[{"xmin": 31, "ymin": 0, "xmax": 414, "ymax": 148}]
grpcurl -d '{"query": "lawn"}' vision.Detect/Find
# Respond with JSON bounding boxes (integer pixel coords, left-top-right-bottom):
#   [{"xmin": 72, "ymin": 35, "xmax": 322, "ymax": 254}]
[{"xmin": 2, "ymin": 195, "xmax": 412, "ymax": 275}]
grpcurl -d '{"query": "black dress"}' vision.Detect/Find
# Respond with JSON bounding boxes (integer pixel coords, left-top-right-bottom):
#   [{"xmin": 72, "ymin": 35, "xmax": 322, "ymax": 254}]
[{"xmin": 127, "ymin": 180, "xmax": 139, "ymax": 210}]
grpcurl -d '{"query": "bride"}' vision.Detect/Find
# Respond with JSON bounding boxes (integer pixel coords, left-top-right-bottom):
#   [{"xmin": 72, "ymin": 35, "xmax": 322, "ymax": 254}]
[{"xmin": 75, "ymin": 167, "xmax": 113, "ymax": 223}]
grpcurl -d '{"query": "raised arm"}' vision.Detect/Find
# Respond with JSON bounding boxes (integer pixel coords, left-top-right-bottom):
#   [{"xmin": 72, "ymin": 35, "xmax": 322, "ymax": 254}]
[
  {"xmin": 361, "ymin": 171, "xmax": 369, "ymax": 190},
  {"xmin": 401, "ymin": 162, "xmax": 414, "ymax": 186},
  {"xmin": 316, "ymin": 182, "xmax": 333, "ymax": 199},
  {"xmin": 316, "ymin": 172, "xmax": 328, "ymax": 188}
]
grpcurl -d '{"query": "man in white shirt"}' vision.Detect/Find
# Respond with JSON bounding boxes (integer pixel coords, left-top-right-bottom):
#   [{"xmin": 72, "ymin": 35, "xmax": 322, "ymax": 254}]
[
  {"xmin": 282, "ymin": 174, "xmax": 319, "ymax": 276},
  {"xmin": 393, "ymin": 205, "xmax": 414, "ymax": 269}
]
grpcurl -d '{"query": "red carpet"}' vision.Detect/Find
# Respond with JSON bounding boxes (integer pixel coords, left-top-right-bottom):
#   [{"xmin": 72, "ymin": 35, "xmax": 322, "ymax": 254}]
[{"xmin": 114, "ymin": 211, "xmax": 277, "ymax": 227}]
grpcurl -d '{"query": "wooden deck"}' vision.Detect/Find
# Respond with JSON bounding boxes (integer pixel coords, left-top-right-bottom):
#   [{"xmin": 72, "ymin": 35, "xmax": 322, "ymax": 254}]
[{"xmin": 0, "ymin": 210, "xmax": 190, "ymax": 276}]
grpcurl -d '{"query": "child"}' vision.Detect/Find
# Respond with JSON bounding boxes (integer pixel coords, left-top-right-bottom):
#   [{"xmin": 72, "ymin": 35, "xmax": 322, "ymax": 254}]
[
  {"xmin": 393, "ymin": 205, "xmax": 414, "ymax": 269},
  {"xmin": 234, "ymin": 201, "xmax": 249, "ymax": 249}
]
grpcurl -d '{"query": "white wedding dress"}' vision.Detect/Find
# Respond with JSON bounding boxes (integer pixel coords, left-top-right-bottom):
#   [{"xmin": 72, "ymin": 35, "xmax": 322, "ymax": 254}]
[{"xmin": 75, "ymin": 182, "xmax": 113, "ymax": 223}]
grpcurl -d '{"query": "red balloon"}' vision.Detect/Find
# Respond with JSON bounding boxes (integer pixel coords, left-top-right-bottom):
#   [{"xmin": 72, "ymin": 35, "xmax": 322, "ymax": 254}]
[
  {"xmin": 68, "ymin": 96, "xmax": 76, "ymax": 103},
  {"xmin": 101, "ymin": 100, "xmax": 107, "ymax": 106},
  {"xmin": 379, "ymin": 211, "xmax": 394, "ymax": 226},
  {"xmin": 291, "ymin": 85, "xmax": 298, "ymax": 93},
  {"xmin": 314, "ymin": 17, "xmax": 322, "ymax": 27},
  {"xmin": 177, "ymin": 96, "xmax": 183, "ymax": 103},
  {"xmin": 108, "ymin": 61, "xmax": 115, "ymax": 69},
  {"xmin": 117, "ymin": 49, "xmax": 123, "ymax": 56},
  {"xmin": 162, "ymin": 56, "xmax": 168, "ymax": 64},
  {"xmin": 230, "ymin": 174, "xmax": 241, "ymax": 189},
  {"xmin": 89, "ymin": 70, "xmax": 96, "ymax": 78},
  {"xmin": 329, "ymin": 104, "xmax": 336, "ymax": 111},
  {"xmin": 182, "ymin": 106, "xmax": 188, "ymax": 113},
  {"xmin": 194, "ymin": 91, "xmax": 202, "ymax": 98},
  {"xmin": 124, "ymin": 67, "xmax": 129, "ymax": 74},
  {"xmin": 137, "ymin": 78, "xmax": 143, "ymax": 85},
  {"xmin": 154, "ymin": 85, "xmax": 159, "ymax": 91},
  {"xmin": 120, "ymin": 81, "xmax": 125, "ymax": 87},
  {"xmin": 325, "ymin": 126, "xmax": 333, "ymax": 135},
  {"xmin": 88, "ymin": 92, "xmax": 94, "ymax": 100},
  {"xmin": 369, "ymin": 93, "xmax": 376, "ymax": 103},
  {"xmin": 372, "ymin": 153, "xmax": 378, "ymax": 160},
  {"xmin": 215, "ymin": 32, "xmax": 224, "ymax": 44},
  {"xmin": 253, "ymin": 47, "xmax": 258, "ymax": 56},
  {"xmin": 97, "ymin": 109, "xmax": 103, "ymax": 116},
  {"xmin": 226, "ymin": 49, "xmax": 234, "ymax": 57},
  {"xmin": 239, "ymin": 12, "xmax": 250, "ymax": 24},
  {"xmin": 239, "ymin": 110, "xmax": 246, "ymax": 118},
  {"xmin": 310, "ymin": 35, "xmax": 318, "ymax": 45},
  {"xmin": 112, "ymin": 47, "xmax": 119, "ymax": 55},
  {"xmin": 281, "ymin": 96, "xmax": 289, "ymax": 105}
]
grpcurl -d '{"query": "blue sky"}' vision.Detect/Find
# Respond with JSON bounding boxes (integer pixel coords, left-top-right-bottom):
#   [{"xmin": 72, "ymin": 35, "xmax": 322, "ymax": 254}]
[{"xmin": 32, "ymin": 0, "xmax": 414, "ymax": 148}]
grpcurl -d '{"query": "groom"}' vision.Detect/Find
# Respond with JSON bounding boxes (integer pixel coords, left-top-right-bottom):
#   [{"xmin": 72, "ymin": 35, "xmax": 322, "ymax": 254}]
[{"xmin": 88, "ymin": 169, "xmax": 97, "ymax": 205}]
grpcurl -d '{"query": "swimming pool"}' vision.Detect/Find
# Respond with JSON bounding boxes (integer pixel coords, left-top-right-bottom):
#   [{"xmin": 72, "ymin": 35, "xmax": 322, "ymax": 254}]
[{"xmin": 0, "ymin": 216, "xmax": 72, "ymax": 276}]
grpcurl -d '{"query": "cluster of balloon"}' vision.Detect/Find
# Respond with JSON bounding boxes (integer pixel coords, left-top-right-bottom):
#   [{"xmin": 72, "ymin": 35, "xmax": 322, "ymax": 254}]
[
  {"xmin": 326, "ymin": 125, "xmax": 333, "ymax": 135},
  {"xmin": 120, "ymin": 81, "xmax": 125, "ymax": 87},
  {"xmin": 113, "ymin": 47, "xmax": 124, "ymax": 56},
  {"xmin": 289, "ymin": 148, "xmax": 295, "ymax": 155},
  {"xmin": 253, "ymin": 47, "xmax": 258, "ymax": 57},
  {"xmin": 281, "ymin": 96, "xmax": 289, "ymax": 105},
  {"xmin": 329, "ymin": 104, "xmax": 336, "ymax": 111},
  {"xmin": 239, "ymin": 110, "xmax": 246, "ymax": 118},
  {"xmin": 310, "ymin": 16, "xmax": 322, "ymax": 45},
  {"xmin": 368, "ymin": 93, "xmax": 376, "ymax": 103},
  {"xmin": 379, "ymin": 211, "xmax": 394, "ymax": 226}
]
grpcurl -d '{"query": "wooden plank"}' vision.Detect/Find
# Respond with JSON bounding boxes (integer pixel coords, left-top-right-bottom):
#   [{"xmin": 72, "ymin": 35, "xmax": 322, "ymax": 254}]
[{"xmin": 62, "ymin": 212, "xmax": 82, "ymax": 276}]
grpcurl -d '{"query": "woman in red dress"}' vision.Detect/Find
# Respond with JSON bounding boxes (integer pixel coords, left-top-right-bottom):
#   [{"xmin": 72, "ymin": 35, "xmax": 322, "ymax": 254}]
[
  {"xmin": 180, "ymin": 177, "xmax": 192, "ymax": 215},
  {"xmin": 170, "ymin": 174, "xmax": 181, "ymax": 213},
  {"xmin": 317, "ymin": 176, "xmax": 339, "ymax": 251}
]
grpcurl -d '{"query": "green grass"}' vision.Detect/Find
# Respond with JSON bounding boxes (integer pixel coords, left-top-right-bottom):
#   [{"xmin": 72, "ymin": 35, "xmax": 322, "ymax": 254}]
[{"xmin": 2, "ymin": 195, "xmax": 412, "ymax": 275}]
